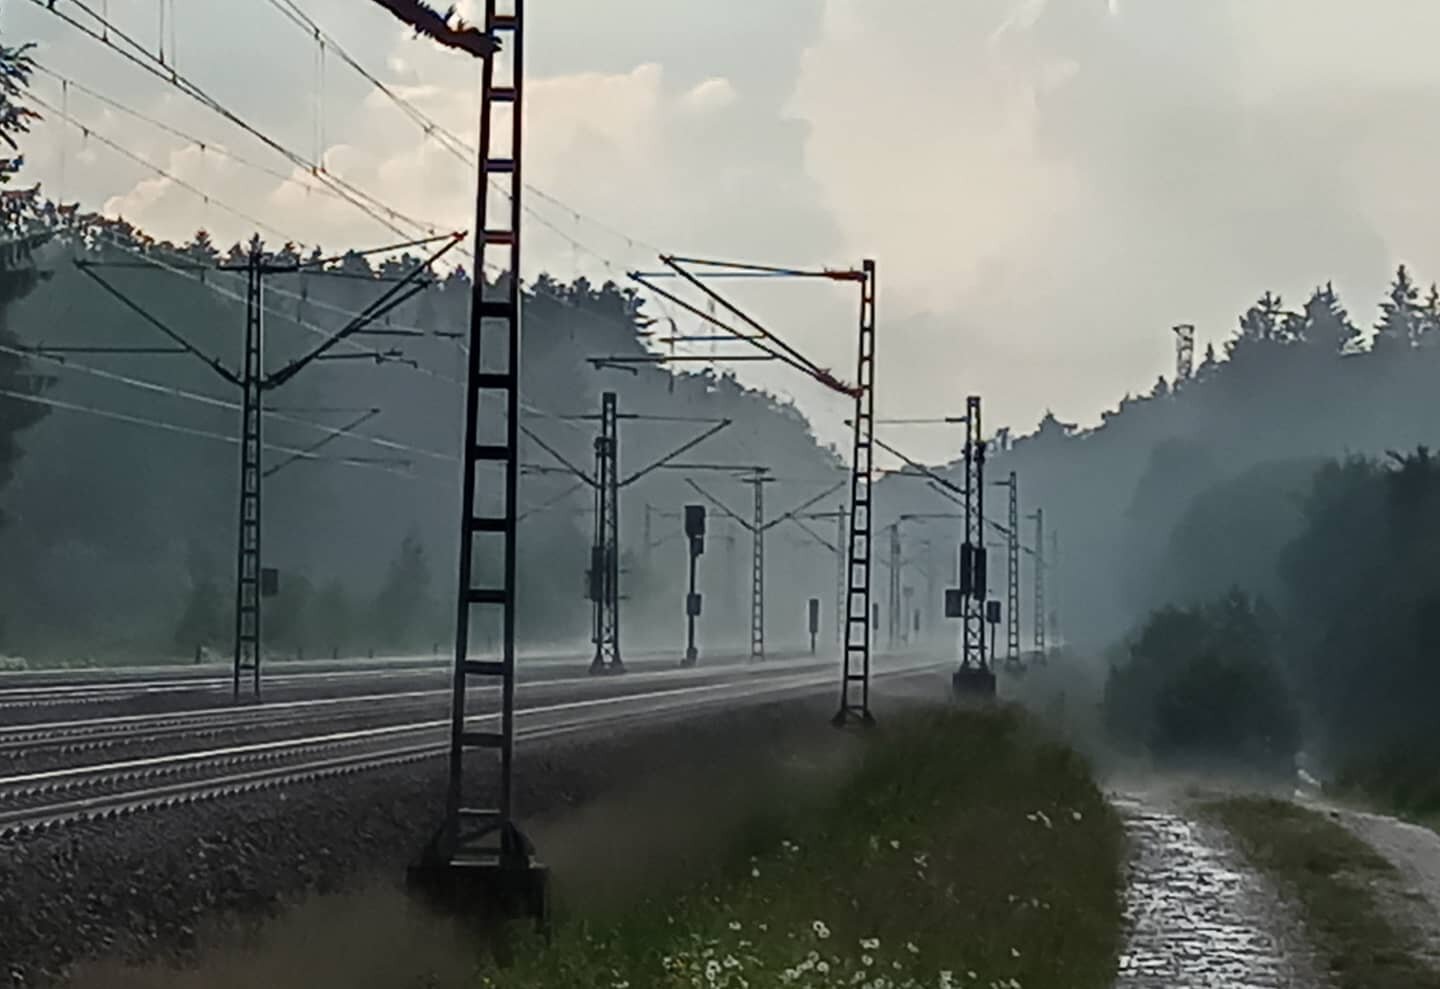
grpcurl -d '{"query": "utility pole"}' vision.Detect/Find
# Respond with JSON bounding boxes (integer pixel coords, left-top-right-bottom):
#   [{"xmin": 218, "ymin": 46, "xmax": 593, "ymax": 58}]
[
  {"xmin": 992, "ymin": 471, "xmax": 1022, "ymax": 672},
  {"xmin": 1030, "ymin": 507, "xmax": 1046, "ymax": 662},
  {"xmin": 75, "ymin": 234, "xmax": 458, "ymax": 702},
  {"xmin": 835, "ymin": 505, "xmax": 846, "ymax": 647},
  {"xmin": 748, "ymin": 469, "xmax": 770, "ymax": 661},
  {"xmin": 403, "ymin": 0, "xmax": 546, "ymax": 918},
  {"xmin": 589, "ymin": 392, "xmax": 622, "ymax": 673},
  {"xmin": 887, "ymin": 521, "xmax": 902, "ymax": 650},
  {"xmin": 952, "ymin": 395, "xmax": 994, "ymax": 695},
  {"xmin": 1050, "ymin": 527, "xmax": 1061, "ymax": 653},
  {"xmin": 626, "ymin": 255, "xmax": 878, "ymax": 723}
]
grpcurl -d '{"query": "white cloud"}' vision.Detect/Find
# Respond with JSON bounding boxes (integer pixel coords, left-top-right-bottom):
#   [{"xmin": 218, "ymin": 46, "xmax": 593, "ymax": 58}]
[
  {"xmin": 680, "ymin": 78, "xmax": 738, "ymax": 114},
  {"xmin": 784, "ymin": 0, "xmax": 1440, "ymax": 444}
]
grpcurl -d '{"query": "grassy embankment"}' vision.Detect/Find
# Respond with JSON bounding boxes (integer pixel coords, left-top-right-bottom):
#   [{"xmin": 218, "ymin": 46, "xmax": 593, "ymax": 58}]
[
  {"xmin": 489, "ymin": 706, "xmax": 1125, "ymax": 989},
  {"xmin": 1209, "ymin": 796, "xmax": 1440, "ymax": 989}
]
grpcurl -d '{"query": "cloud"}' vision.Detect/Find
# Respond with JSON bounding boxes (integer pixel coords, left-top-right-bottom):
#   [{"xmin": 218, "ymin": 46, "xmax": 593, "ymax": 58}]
[{"xmin": 784, "ymin": 0, "xmax": 1440, "ymax": 442}]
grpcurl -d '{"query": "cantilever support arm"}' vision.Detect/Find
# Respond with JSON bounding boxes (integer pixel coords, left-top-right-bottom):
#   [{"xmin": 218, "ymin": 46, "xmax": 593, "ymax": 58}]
[
  {"xmin": 517, "ymin": 479, "xmax": 589, "ymax": 524},
  {"xmin": 619, "ymin": 419, "xmax": 732, "ymax": 488},
  {"xmin": 761, "ymin": 480, "xmax": 848, "ymax": 532},
  {"xmin": 683, "ymin": 478, "xmax": 753, "ymax": 533},
  {"xmin": 264, "ymin": 409, "xmax": 380, "ymax": 479},
  {"xmin": 519, "ymin": 424, "xmax": 596, "ymax": 487},
  {"xmin": 74, "ymin": 261, "xmax": 241, "ymax": 386},
  {"xmin": 869, "ymin": 433, "xmax": 966, "ymax": 500},
  {"xmin": 788, "ymin": 515, "xmax": 841, "ymax": 555},
  {"xmin": 263, "ymin": 232, "xmax": 463, "ymax": 389},
  {"xmin": 660, "ymin": 256, "xmax": 833, "ymax": 385}
]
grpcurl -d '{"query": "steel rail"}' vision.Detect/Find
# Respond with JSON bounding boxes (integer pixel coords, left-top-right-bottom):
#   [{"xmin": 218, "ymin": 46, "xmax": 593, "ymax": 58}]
[{"xmin": 0, "ymin": 660, "xmax": 944, "ymax": 838}]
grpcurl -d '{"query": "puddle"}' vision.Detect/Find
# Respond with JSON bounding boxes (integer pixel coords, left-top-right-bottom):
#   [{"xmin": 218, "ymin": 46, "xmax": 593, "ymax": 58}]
[{"xmin": 1112, "ymin": 793, "xmax": 1321, "ymax": 988}]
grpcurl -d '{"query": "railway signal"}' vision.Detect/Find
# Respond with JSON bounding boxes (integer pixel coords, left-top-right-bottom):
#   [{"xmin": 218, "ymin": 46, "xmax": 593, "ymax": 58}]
[{"xmin": 683, "ymin": 469, "xmax": 844, "ymax": 661}]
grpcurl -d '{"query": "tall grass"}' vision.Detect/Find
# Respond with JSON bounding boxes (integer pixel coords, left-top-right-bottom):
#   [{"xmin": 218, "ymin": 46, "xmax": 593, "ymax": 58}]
[{"xmin": 490, "ymin": 706, "xmax": 1125, "ymax": 989}]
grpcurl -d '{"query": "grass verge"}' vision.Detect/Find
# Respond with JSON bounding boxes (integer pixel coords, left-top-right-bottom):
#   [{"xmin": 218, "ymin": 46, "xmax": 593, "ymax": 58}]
[
  {"xmin": 1208, "ymin": 796, "xmax": 1440, "ymax": 989},
  {"xmin": 489, "ymin": 705, "xmax": 1124, "ymax": 989}
]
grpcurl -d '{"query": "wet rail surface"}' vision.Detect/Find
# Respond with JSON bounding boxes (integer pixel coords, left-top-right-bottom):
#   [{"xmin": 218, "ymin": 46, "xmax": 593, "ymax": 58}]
[{"xmin": 1111, "ymin": 791, "xmax": 1323, "ymax": 989}]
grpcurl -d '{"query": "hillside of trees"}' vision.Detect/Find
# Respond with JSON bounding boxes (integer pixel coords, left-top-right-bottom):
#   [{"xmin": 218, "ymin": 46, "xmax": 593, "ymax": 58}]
[
  {"xmin": 876, "ymin": 265, "xmax": 1440, "ymax": 657},
  {"xmin": 0, "ymin": 206, "xmax": 845, "ymax": 662}
]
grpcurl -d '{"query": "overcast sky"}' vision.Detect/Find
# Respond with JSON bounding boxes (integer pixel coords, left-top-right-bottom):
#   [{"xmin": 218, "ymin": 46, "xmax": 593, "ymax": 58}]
[{"xmin": 7, "ymin": 0, "xmax": 1440, "ymax": 460}]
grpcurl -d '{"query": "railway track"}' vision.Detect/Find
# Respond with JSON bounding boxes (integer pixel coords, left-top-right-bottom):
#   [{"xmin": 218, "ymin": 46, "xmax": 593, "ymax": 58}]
[
  {"xmin": 0, "ymin": 649, "xmax": 798, "ymax": 713},
  {"xmin": 0, "ymin": 656, "xmax": 828, "ymax": 761},
  {"xmin": 0, "ymin": 658, "xmax": 943, "ymax": 840}
]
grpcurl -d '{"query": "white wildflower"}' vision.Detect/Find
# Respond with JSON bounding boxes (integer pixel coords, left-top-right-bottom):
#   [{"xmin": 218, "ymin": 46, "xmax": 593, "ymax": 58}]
[
  {"xmin": 705, "ymin": 959, "xmax": 721, "ymax": 982},
  {"xmin": 862, "ymin": 954, "xmax": 875, "ymax": 967},
  {"xmin": 906, "ymin": 941, "xmax": 920, "ymax": 955},
  {"xmin": 729, "ymin": 921, "xmax": 743, "ymax": 932},
  {"xmin": 813, "ymin": 920, "xmax": 832, "ymax": 940},
  {"xmin": 817, "ymin": 961, "xmax": 831, "ymax": 975},
  {"xmin": 938, "ymin": 972, "xmax": 955, "ymax": 989},
  {"xmin": 889, "ymin": 839, "xmax": 901, "ymax": 850},
  {"xmin": 1071, "ymin": 810, "xmax": 1083, "ymax": 822},
  {"xmin": 1010, "ymin": 947, "xmax": 1020, "ymax": 959},
  {"xmin": 860, "ymin": 937, "xmax": 881, "ymax": 950}
]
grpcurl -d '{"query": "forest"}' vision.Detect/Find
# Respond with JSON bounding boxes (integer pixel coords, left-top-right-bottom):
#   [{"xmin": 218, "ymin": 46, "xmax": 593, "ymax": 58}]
[{"xmin": 0, "ymin": 211, "xmax": 849, "ymax": 663}]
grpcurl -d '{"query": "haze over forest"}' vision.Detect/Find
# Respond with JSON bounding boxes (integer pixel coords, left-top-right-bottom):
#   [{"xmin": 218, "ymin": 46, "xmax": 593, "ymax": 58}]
[{"xmin": 4, "ymin": 193, "xmax": 1440, "ymax": 670}]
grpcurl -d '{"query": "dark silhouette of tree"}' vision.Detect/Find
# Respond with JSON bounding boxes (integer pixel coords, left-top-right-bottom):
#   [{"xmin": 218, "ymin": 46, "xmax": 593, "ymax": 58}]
[
  {"xmin": 1374, "ymin": 264, "xmax": 1421, "ymax": 355},
  {"xmin": 1104, "ymin": 590, "xmax": 1298, "ymax": 774},
  {"xmin": 0, "ymin": 37, "xmax": 47, "ymax": 547},
  {"xmin": 1227, "ymin": 290, "xmax": 1291, "ymax": 358},
  {"xmin": 0, "ymin": 41, "xmax": 38, "ymax": 185},
  {"xmin": 1420, "ymin": 283, "xmax": 1440, "ymax": 349},
  {"xmin": 1298, "ymin": 282, "xmax": 1359, "ymax": 354},
  {"xmin": 185, "ymin": 229, "xmax": 218, "ymax": 265},
  {"xmin": 1195, "ymin": 341, "xmax": 1219, "ymax": 380}
]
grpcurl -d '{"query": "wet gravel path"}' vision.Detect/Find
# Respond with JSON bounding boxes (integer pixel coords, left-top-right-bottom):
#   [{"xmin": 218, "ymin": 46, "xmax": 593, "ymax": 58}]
[
  {"xmin": 1111, "ymin": 791, "xmax": 1324, "ymax": 989},
  {"xmin": 1320, "ymin": 802, "xmax": 1440, "ymax": 967}
]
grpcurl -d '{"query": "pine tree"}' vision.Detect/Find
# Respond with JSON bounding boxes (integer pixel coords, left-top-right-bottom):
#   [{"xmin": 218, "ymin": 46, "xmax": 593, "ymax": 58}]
[
  {"xmin": 1196, "ymin": 342, "xmax": 1220, "ymax": 380},
  {"xmin": 1300, "ymin": 282, "xmax": 1359, "ymax": 355},
  {"xmin": 185, "ymin": 229, "xmax": 218, "ymax": 264},
  {"xmin": 1228, "ymin": 291, "xmax": 1289, "ymax": 357},
  {"xmin": 1374, "ymin": 264, "xmax": 1421, "ymax": 355},
  {"xmin": 1419, "ymin": 283, "xmax": 1440, "ymax": 349}
]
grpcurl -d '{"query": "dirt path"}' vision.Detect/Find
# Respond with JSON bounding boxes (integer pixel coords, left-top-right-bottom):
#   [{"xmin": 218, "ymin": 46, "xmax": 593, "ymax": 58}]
[
  {"xmin": 1111, "ymin": 790, "xmax": 1325, "ymax": 988},
  {"xmin": 1316, "ymin": 802, "xmax": 1440, "ymax": 968}
]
